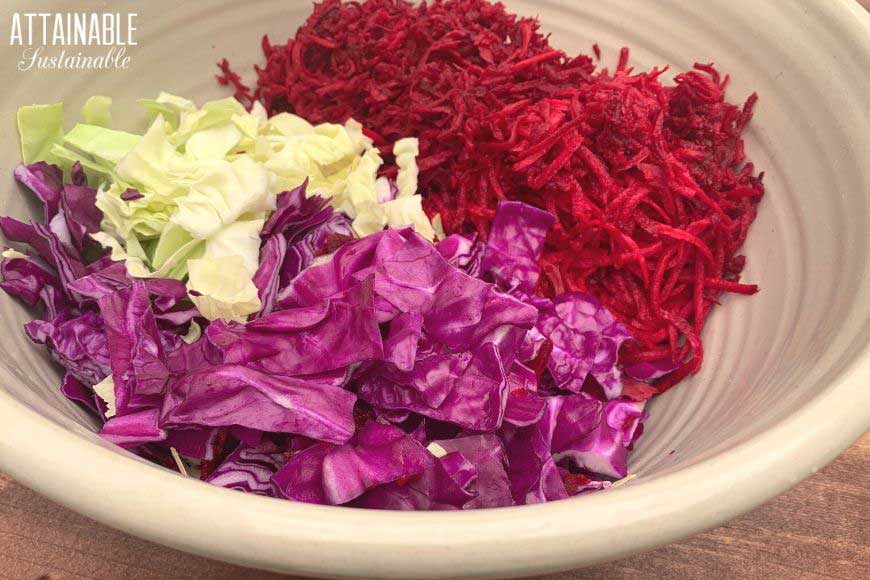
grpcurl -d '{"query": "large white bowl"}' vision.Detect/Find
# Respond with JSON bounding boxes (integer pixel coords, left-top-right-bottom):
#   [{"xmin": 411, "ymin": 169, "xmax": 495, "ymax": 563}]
[{"xmin": 0, "ymin": 0, "xmax": 869, "ymax": 577}]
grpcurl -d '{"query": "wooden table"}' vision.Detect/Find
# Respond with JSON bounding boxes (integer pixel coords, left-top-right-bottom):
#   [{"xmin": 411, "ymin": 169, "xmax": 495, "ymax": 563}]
[{"xmin": 0, "ymin": 432, "xmax": 866, "ymax": 580}]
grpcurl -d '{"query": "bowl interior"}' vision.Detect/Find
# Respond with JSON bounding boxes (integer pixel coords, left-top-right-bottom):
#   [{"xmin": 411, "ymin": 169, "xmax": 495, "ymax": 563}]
[{"xmin": 0, "ymin": 0, "xmax": 868, "ymax": 577}]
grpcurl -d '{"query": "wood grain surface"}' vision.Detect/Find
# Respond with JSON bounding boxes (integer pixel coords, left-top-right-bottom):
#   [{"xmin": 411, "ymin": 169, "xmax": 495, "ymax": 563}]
[{"xmin": 0, "ymin": 432, "xmax": 866, "ymax": 580}]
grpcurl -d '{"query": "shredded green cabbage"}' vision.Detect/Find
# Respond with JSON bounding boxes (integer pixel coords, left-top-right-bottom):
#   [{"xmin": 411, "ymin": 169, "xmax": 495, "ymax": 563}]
[
  {"xmin": 79, "ymin": 96, "xmax": 113, "ymax": 128},
  {"xmin": 17, "ymin": 103, "xmax": 64, "ymax": 165},
  {"xmin": 17, "ymin": 93, "xmax": 434, "ymax": 322}
]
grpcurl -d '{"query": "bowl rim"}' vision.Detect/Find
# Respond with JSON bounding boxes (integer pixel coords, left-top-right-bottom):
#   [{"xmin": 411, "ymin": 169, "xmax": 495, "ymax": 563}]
[
  {"xmin": 0, "ymin": 1, "xmax": 868, "ymax": 577},
  {"xmin": 0, "ymin": 347, "xmax": 866, "ymax": 577}
]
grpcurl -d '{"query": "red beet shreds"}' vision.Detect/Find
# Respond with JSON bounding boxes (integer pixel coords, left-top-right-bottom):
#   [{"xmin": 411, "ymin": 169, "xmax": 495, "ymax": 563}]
[{"xmin": 218, "ymin": 0, "xmax": 764, "ymax": 394}]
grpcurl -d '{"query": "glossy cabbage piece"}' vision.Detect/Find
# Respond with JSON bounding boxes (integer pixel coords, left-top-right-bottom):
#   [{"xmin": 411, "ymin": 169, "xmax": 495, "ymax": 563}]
[{"xmin": 1, "ymin": 153, "xmax": 647, "ymax": 510}]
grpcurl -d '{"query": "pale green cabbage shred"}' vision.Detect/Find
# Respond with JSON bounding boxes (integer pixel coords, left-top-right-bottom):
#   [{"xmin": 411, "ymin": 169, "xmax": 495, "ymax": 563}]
[{"xmin": 18, "ymin": 93, "xmax": 434, "ymax": 323}]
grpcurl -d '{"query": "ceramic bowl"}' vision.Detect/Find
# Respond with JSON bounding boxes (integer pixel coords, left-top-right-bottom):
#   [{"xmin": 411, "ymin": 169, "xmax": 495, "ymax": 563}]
[{"xmin": 0, "ymin": 0, "xmax": 868, "ymax": 577}]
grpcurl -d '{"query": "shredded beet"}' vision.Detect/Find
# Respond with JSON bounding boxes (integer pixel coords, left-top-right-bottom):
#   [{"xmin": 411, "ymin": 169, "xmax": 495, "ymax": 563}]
[{"xmin": 218, "ymin": 0, "xmax": 764, "ymax": 393}]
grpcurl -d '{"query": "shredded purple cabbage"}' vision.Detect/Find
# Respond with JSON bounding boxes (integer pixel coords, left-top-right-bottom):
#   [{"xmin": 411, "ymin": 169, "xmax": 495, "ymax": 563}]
[{"xmin": 2, "ymin": 164, "xmax": 649, "ymax": 510}]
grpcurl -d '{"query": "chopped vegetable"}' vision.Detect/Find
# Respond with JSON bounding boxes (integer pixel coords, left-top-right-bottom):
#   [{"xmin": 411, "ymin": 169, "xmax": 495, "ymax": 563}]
[
  {"xmin": 3, "ymin": 180, "xmax": 642, "ymax": 507},
  {"xmin": 17, "ymin": 103, "xmax": 64, "ymax": 165},
  {"xmin": 186, "ymin": 255, "xmax": 261, "ymax": 323},
  {"xmin": 79, "ymin": 96, "xmax": 113, "ymax": 128},
  {"xmin": 222, "ymin": 0, "xmax": 763, "ymax": 391},
  {"xmin": 92, "ymin": 374, "xmax": 116, "ymax": 417},
  {"xmin": 0, "ymin": 0, "xmax": 771, "ymax": 511},
  {"xmin": 206, "ymin": 440, "xmax": 289, "ymax": 495},
  {"xmin": 21, "ymin": 93, "xmax": 434, "ymax": 323},
  {"xmin": 273, "ymin": 422, "xmax": 430, "ymax": 505},
  {"xmin": 161, "ymin": 364, "xmax": 358, "ymax": 444}
]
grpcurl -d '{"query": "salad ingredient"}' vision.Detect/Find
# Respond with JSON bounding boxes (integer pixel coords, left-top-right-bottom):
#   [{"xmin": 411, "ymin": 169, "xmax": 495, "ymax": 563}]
[
  {"xmin": 80, "ymin": 95, "xmax": 113, "ymax": 128},
  {"xmin": 481, "ymin": 201, "xmax": 554, "ymax": 295},
  {"xmin": 98, "ymin": 281, "xmax": 170, "ymax": 414},
  {"xmin": 349, "ymin": 443, "xmax": 479, "ymax": 510},
  {"xmin": 205, "ymin": 279, "xmax": 383, "ymax": 377},
  {"xmin": 26, "ymin": 310, "xmax": 110, "ymax": 387},
  {"xmin": 251, "ymin": 180, "xmax": 357, "ymax": 318},
  {"xmin": 93, "ymin": 376, "xmax": 117, "ymax": 417},
  {"xmin": 433, "ymin": 435, "xmax": 513, "ymax": 509},
  {"xmin": 205, "ymin": 440, "xmax": 289, "ymax": 495},
  {"xmin": 61, "ymin": 373, "xmax": 102, "ymax": 414},
  {"xmin": 273, "ymin": 422, "xmax": 431, "ymax": 505},
  {"xmin": 161, "ymin": 364, "xmax": 358, "ymax": 444},
  {"xmin": 17, "ymin": 103, "xmax": 64, "ymax": 165},
  {"xmin": 393, "ymin": 138, "xmax": 420, "ymax": 199},
  {"xmin": 0, "ymin": 247, "xmax": 62, "ymax": 309},
  {"xmin": 100, "ymin": 408, "xmax": 166, "ymax": 448},
  {"xmin": 530, "ymin": 293, "xmax": 632, "ymax": 400},
  {"xmin": 4, "ymin": 173, "xmax": 644, "ymax": 507},
  {"xmin": 3, "ymin": 0, "xmax": 749, "ymax": 509},
  {"xmin": 29, "ymin": 93, "xmax": 434, "ymax": 322},
  {"xmin": 186, "ymin": 255, "xmax": 261, "ymax": 323},
  {"xmin": 222, "ymin": 0, "xmax": 763, "ymax": 392}
]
